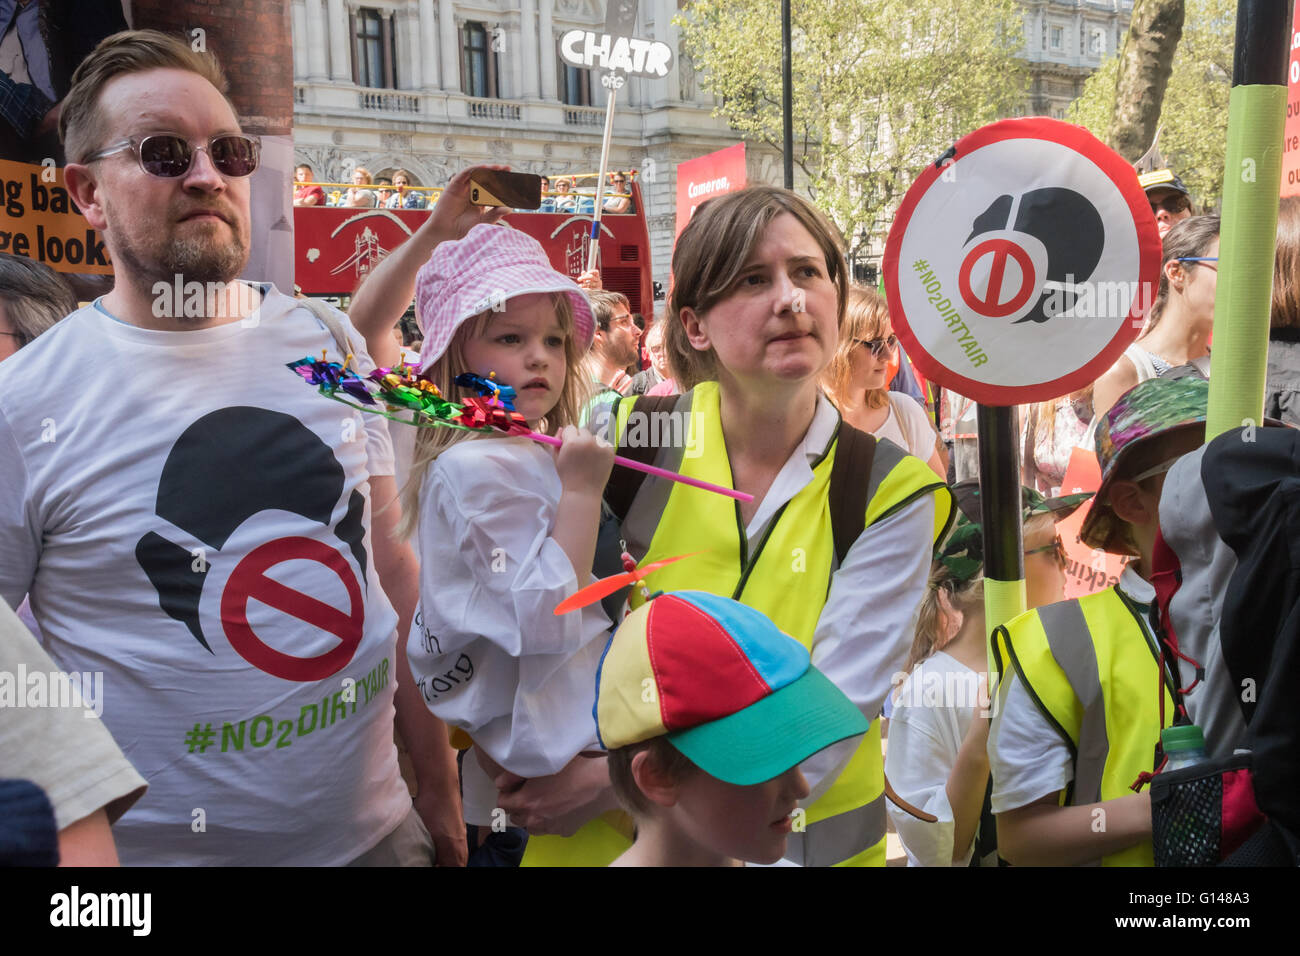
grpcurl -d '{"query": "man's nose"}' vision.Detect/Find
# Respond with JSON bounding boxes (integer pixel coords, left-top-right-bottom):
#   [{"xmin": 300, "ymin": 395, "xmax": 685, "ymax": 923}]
[{"xmin": 183, "ymin": 144, "xmax": 226, "ymax": 191}]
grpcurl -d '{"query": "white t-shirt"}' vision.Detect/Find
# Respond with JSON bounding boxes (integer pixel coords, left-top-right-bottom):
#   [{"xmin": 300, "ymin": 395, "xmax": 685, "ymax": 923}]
[
  {"xmin": 884, "ymin": 650, "xmax": 981, "ymax": 867},
  {"xmin": 989, "ymin": 567, "xmax": 1155, "ymax": 814},
  {"xmin": 873, "ymin": 393, "xmax": 938, "ymax": 463},
  {"xmin": 0, "ymin": 287, "xmax": 411, "ymax": 865},
  {"xmin": 407, "ymin": 436, "xmax": 612, "ymax": 789}
]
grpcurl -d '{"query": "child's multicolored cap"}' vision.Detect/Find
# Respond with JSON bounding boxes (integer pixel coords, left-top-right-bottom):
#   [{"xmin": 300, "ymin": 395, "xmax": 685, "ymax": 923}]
[{"xmin": 594, "ymin": 591, "xmax": 868, "ymax": 786}]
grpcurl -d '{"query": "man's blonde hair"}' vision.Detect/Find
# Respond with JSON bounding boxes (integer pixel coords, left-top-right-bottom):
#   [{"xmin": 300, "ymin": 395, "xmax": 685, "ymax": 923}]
[
  {"xmin": 664, "ymin": 186, "xmax": 848, "ymax": 391},
  {"xmin": 60, "ymin": 30, "xmax": 232, "ymax": 165}
]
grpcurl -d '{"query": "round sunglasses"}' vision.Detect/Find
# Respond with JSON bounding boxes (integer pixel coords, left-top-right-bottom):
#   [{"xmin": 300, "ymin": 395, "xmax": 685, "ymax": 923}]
[
  {"xmin": 83, "ymin": 133, "xmax": 261, "ymax": 179},
  {"xmin": 854, "ymin": 333, "xmax": 898, "ymax": 358},
  {"xmin": 1150, "ymin": 193, "xmax": 1190, "ymax": 216}
]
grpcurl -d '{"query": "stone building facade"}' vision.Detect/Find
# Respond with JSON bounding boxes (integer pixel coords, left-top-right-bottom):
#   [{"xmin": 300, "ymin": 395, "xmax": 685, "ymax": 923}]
[{"xmin": 291, "ymin": 1, "xmax": 1133, "ymax": 289}]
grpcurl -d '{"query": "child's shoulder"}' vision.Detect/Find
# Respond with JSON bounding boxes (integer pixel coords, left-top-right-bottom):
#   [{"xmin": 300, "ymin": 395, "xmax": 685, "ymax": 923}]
[{"xmin": 431, "ymin": 435, "xmax": 556, "ymax": 487}]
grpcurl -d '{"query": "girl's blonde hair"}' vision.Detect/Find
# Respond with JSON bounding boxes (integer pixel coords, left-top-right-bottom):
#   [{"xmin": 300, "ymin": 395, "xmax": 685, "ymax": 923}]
[
  {"xmin": 822, "ymin": 286, "xmax": 891, "ymax": 412},
  {"xmin": 904, "ymin": 564, "xmax": 985, "ymax": 677},
  {"xmin": 396, "ymin": 292, "xmax": 592, "ymax": 539},
  {"xmin": 903, "ymin": 512, "xmax": 1056, "ymax": 675}
]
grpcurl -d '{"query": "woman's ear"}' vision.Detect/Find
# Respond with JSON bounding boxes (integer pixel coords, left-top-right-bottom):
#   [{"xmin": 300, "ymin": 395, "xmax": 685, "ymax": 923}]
[
  {"xmin": 630, "ymin": 749, "xmax": 680, "ymax": 810},
  {"xmin": 1163, "ymin": 257, "xmax": 1186, "ymax": 293},
  {"xmin": 679, "ymin": 306, "xmax": 711, "ymax": 353}
]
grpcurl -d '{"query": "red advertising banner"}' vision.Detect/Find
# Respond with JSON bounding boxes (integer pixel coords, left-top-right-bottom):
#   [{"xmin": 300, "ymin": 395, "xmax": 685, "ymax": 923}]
[
  {"xmin": 675, "ymin": 143, "xmax": 747, "ymax": 237},
  {"xmin": 1284, "ymin": 0, "xmax": 1300, "ymax": 197}
]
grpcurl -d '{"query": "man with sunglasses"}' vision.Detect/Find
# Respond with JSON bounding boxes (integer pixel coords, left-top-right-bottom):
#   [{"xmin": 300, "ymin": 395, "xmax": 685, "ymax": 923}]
[
  {"xmin": 1139, "ymin": 169, "xmax": 1194, "ymax": 241},
  {"xmin": 0, "ymin": 31, "xmax": 467, "ymax": 867}
]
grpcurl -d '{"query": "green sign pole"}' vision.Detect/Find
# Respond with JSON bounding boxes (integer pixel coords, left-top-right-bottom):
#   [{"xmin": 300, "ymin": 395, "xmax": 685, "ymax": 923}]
[{"xmin": 1206, "ymin": 0, "xmax": 1294, "ymax": 440}]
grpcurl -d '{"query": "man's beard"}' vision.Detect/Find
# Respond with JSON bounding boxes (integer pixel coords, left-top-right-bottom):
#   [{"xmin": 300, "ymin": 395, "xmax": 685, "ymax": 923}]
[{"xmin": 113, "ymin": 221, "xmax": 250, "ymax": 317}]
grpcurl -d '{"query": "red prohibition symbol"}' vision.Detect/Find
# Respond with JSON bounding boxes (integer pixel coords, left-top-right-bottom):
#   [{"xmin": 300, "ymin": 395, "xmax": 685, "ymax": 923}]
[
  {"xmin": 221, "ymin": 536, "xmax": 364, "ymax": 682},
  {"xmin": 958, "ymin": 238, "xmax": 1037, "ymax": 318}
]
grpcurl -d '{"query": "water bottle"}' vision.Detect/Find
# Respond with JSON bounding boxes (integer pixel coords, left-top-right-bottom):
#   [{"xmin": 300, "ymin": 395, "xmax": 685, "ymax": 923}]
[{"xmin": 1161, "ymin": 724, "xmax": 1209, "ymax": 772}]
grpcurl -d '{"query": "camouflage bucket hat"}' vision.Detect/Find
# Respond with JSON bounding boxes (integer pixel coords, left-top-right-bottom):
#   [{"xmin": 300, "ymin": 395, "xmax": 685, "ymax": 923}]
[
  {"xmin": 1079, "ymin": 376, "xmax": 1208, "ymax": 555},
  {"xmin": 936, "ymin": 479, "xmax": 1091, "ymax": 583}
]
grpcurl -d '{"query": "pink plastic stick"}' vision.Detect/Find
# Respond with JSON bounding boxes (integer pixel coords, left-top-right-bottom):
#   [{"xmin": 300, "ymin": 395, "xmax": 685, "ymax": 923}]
[{"xmin": 523, "ymin": 430, "xmax": 754, "ymax": 502}]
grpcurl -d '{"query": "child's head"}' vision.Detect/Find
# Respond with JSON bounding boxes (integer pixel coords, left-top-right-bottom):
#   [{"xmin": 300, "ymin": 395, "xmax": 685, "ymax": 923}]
[
  {"xmin": 413, "ymin": 222, "xmax": 594, "ymax": 424},
  {"xmin": 596, "ymin": 591, "xmax": 868, "ymax": 865},
  {"xmin": 399, "ymin": 224, "xmax": 596, "ymax": 536},
  {"xmin": 910, "ymin": 481, "xmax": 1089, "ymax": 672},
  {"xmin": 1081, "ymin": 376, "xmax": 1208, "ymax": 561}
]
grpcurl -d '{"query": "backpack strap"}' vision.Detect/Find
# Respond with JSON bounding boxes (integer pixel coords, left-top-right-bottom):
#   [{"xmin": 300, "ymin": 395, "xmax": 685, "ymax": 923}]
[
  {"xmin": 295, "ymin": 295, "xmax": 361, "ymax": 367},
  {"xmin": 603, "ymin": 393, "xmax": 686, "ymax": 523},
  {"xmin": 828, "ymin": 422, "xmax": 878, "ymax": 567}
]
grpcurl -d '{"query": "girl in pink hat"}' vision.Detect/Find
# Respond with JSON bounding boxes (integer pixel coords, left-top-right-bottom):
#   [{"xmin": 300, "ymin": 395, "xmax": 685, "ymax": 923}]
[{"xmin": 396, "ymin": 222, "xmax": 622, "ymax": 861}]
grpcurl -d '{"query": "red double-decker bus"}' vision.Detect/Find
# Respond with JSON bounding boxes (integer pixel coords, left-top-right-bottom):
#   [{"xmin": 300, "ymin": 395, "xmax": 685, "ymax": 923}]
[{"xmin": 293, "ymin": 176, "xmax": 655, "ymax": 316}]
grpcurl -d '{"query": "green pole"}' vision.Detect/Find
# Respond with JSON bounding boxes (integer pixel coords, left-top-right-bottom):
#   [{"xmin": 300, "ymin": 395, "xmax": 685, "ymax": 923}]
[{"xmin": 1205, "ymin": 1, "xmax": 1294, "ymax": 440}]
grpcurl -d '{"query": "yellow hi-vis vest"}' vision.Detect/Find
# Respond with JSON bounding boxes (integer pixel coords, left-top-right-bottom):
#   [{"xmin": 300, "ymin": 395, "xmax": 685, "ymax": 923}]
[
  {"xmin": 990, "ymin": 584, "xmax": 1176, "ymax": 866},
  {"xmin": 606, "ymin": 381, "xmax": 951, "ymax": 866}
]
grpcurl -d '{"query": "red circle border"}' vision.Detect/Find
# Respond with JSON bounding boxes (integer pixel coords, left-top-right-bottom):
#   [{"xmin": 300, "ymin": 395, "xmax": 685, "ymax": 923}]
[{"xmin": 883, "ymin": 117, "xmax": 1161, "ymax": 407}]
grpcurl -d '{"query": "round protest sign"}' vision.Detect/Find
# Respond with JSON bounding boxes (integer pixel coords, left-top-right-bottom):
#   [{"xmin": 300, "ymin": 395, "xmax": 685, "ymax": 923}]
[{"xmin": 883, "ymin": 118, "xmax": 1161, "ymax": 405}]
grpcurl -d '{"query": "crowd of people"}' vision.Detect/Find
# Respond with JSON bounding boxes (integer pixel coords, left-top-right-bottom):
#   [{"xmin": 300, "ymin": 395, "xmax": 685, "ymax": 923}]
[
  {"xmin": 292, "ymin": 165, "xmax": 636, "ymax": 215},
  {"xmin": 3, "ymin": 30, "xmax": 1298, "ymax": 869}
]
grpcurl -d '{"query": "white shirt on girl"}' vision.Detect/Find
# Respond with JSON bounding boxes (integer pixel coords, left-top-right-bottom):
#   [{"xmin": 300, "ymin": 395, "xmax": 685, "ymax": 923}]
[
  {"xmin": 885, "ymin": 650, "xmax": 981, "ymax": 867},
  {"xmin": 407, "ymin": 435, "xmax": 612, "ymax": 793}
]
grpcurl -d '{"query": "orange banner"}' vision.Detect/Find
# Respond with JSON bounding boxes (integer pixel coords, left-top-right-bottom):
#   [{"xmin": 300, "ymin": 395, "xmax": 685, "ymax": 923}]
[
  {"xmin": 1056, "ymin": 446, "xmax": 1130, "ymax": 598},
  {"xmin": 0, "ymin": 159, "xmax": 112, "ymax": 274}
]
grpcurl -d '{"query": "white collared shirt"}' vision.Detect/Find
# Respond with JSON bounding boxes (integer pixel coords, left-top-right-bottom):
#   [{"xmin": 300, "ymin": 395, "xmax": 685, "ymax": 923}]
[{"xmin": 735, "ymin": 394, "xmax": 938, "ymax": 799}]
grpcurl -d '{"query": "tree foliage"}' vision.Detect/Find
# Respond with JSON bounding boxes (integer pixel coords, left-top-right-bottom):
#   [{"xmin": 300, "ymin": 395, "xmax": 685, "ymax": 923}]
[
  {"xmin": 676, "ymin": 0, "xmax": 1027, "ymax": 257},
  {"xmin": 1069, "ymin": 0, "xmax": 1235, "ymax": 211}
]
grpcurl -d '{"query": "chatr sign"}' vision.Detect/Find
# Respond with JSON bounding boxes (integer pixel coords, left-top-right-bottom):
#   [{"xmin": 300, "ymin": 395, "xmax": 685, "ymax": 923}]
[
  {"xmin": 675, "ymin": 144, "xmax": 747, "ymax": 238},
  {"xmin": 559, "ymin": 30, "xmax": 673, "ymax": 77}
]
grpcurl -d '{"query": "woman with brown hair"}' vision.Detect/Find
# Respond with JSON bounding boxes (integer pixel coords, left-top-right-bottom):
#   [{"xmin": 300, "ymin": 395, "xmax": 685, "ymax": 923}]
[
  {"xmin": 497, "ymin": 185, "xmax": 953, "ymax": 867},
  {"xmin": 822, "ymin": 286, "xmax": 944, "ymax": 476},
  {"xmin": 1266, "ymin": 196, "xmax": 1300, "ymax": 426}
]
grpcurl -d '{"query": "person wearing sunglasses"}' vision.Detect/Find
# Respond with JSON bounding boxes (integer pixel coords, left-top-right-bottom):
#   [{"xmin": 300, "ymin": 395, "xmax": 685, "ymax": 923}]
[
  {"xmin": 0, "ymin": 30, "xmax": 469, "ymax": 868},
  {"xmin": 1092, "ymin": 215, "xmax": 1218, "ymax": 421},
  {"xmin": 1139, "ymin": 169, "xmax": 1195, "ymax": 241},
  {"xmin": 822, "ymin": 286, "xmax": 945, "ymax": 476},
  {"xmin": 602, "ymin": 173, "xmax": 631, "ymax": 214}
]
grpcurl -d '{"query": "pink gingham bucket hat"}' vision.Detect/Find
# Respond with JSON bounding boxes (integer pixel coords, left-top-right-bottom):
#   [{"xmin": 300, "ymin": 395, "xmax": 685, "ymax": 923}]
[{"xmin": 415, "ymin": 222, "xmax": 594, "ymax": 369}]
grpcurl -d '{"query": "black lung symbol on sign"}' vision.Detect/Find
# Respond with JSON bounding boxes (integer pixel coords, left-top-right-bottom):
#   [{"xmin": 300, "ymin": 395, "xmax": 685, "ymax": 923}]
[
  {"xmin": 965, "ymin": 187, "xmax": 1105, "ymax": 324},
  {"xmin": 135, "ymin": 407, "xmax": 368, "ymax": 655}
]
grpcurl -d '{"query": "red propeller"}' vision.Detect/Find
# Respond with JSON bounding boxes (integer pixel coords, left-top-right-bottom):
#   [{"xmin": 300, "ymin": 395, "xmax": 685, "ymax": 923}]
[{"xmin": 554, "ymin": 552, "xmax": 703, "ymax": 615}]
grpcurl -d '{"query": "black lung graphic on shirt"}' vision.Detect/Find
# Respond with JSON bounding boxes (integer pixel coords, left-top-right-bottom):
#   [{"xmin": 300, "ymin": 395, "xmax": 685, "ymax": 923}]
[
  {"xmin": 965, "ymin": 187, "xmax": 1105, "ymax": 324},
  {"xmin": 135, "ymin": 407, "xmax": 367, "ymax": 652}
]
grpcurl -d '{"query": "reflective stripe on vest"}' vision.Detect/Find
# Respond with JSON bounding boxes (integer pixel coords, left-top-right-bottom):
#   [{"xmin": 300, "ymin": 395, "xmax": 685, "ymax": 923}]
[
  {"xmin": 785, "ymin": 793, "xmax": 887, "ymax": 867},
  {"xmin": 616, "ymin": 382, "xmax": 951, "ymax": 866},
  {"xmin": 992, "ymin": 586, "xmax": 1174, "ymax": 867}
]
